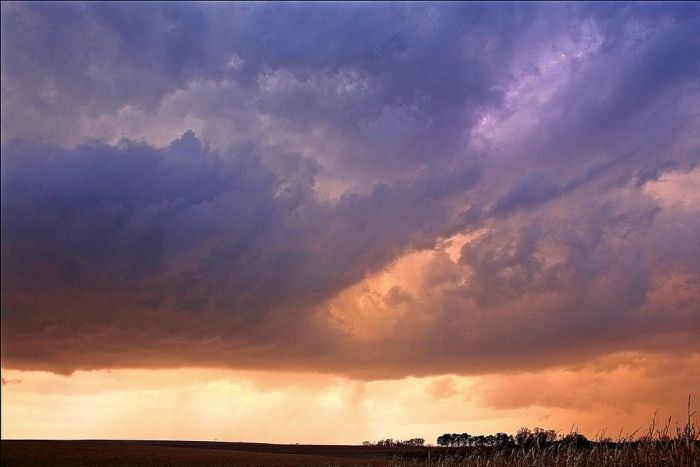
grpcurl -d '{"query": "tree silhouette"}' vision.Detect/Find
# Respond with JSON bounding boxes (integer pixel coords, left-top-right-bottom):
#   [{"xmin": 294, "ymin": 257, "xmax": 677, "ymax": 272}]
[{"xmin": 561, "ymin": 432, "xmax": 591, "ymax": 448}]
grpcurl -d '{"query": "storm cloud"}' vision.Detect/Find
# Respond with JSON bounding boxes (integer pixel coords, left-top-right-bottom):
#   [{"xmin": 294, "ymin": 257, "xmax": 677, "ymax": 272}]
[{"xmin": 1, "ymin": 2, "xmax": 699, "ymax": 378}]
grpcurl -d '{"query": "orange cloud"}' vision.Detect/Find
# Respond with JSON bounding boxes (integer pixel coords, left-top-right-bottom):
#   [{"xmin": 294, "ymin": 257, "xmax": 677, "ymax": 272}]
[
  {"xmin": 3, "ymin": 351, "xmax": 697, "ymax": 443},
  {"xmin": 425, "ymin": 377, "xmax": 458, "ymax": 399}
]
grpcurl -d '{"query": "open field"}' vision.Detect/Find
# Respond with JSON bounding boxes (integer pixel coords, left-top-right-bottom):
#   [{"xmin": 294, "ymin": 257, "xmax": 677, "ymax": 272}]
[
  {"xmin": 0, "ymin": 440, "xmax": 425, "ymax": 466},
  {"xmin": 2, "ymin": 439, "xmax": 699, "ymax": 467}
]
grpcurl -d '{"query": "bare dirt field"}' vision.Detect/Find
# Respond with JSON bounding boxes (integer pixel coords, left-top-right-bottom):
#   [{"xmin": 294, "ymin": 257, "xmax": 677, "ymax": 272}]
[
  {"xmin": 3, "ymin": 439, "xmax": 699, "ymax": 466},
  {"xmin": 0, "ymin": 440, "xmax": 434, "ymax": 466}
]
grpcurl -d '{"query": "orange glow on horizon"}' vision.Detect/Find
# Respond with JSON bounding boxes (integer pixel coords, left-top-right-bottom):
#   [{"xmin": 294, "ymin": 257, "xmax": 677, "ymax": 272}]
[{"xmin": 3, "ymin": 352, "xmax": 697, "ymax": 444}]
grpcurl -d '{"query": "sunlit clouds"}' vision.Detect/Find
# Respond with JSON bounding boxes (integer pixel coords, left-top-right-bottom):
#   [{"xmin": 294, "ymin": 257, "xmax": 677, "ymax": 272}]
[{"xmin": 3, "ymin": 352, "xmax": 697, "ymax": 442}]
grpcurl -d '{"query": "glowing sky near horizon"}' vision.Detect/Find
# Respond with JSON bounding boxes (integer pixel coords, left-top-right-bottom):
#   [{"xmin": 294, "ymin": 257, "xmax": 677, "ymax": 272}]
[{"xmin": 1, "ymin": 2, "xmax": 699, "ymax": 442}]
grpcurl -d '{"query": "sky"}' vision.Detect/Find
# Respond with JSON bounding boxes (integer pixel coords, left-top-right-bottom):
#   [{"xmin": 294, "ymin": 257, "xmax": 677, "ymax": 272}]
[{"xmin": 1, "ymin": 1, "xmax": 699, "ymax": 443}]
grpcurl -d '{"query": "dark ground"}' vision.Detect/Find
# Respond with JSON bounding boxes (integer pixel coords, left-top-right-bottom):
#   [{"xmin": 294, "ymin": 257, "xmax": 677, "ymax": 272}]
[{"xmin": 0, "ymin": 440, "xmax": 446, "ymax": 466}]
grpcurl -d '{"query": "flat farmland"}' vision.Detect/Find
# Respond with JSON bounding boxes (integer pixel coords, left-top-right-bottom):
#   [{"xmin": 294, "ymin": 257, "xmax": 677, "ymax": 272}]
[
  {"xmin": 0, "ymin": 440, "xmax": 435, "ymax": 466},
  {"xmin": 4, "ymin": 439, "xmax": 698, "ymax": 466}
]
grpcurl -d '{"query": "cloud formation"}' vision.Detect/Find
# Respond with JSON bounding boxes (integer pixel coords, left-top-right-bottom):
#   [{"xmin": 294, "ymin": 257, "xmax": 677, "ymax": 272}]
[
  {"xmin": 2, "ymin": 353, "xmax": 697, "ymax": 442},
  {"xmin": 1, "ymin": 2, "xmax": 699, "ymax": 378}
]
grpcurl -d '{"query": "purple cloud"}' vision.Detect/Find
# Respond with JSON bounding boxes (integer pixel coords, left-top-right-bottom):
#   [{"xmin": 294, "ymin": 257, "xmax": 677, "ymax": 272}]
[{"xmin": 1, "ymin": 2, "xmax": 698, "ymax": 377}]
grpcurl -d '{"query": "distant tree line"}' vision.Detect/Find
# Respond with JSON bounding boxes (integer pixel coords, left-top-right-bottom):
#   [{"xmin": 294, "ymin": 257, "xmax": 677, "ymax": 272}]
[
  {"xmin": 361, "ymin": 429, "xmax": 593, "ymax": 449},
  {"xmin": 437, "ymin": 432, "xmax": 514, "ymax": 448},
  {"xmin": 436, "ymin": 428, "xmax": 592, "ymax": 448},
  {"xmin": 362, "ymin": 438, "xmax": 426, "ymax": 447}
]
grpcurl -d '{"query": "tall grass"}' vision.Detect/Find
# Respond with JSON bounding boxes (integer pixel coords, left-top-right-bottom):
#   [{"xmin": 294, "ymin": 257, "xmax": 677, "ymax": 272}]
[{"xmin": 390, "ymin": 400, "xmax": 699, "ymax": 466}]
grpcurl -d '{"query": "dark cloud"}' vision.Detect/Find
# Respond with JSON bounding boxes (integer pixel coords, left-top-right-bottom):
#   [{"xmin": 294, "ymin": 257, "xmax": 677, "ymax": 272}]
[
  {"xmin": 1, "ymin": 2, "xmax": 699, "ymax": 378},
  {"xmin": 1, "ymin": 131, "xmax": 481, "ymax": 374}
]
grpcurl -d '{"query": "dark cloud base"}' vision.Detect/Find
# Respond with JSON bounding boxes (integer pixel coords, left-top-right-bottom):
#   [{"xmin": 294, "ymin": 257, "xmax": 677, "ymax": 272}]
[{"xmin": 1, "ymin": 2, "xmax": 699, "ymax": 378}]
